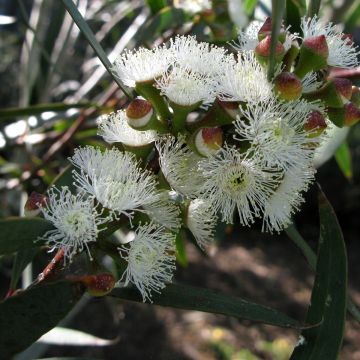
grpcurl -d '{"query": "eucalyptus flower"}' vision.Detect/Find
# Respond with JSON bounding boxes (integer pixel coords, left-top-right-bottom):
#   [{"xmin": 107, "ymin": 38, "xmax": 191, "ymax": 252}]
[
  {"xmin": 39, "ymin": 187, "xmax": 108, "ymax": 263},
  {"xmin": 119, "ymin": 222, "xmax": 176, "ymax": 302},
  {"xmin": 199, "ymin": 146, "xmax": 279, "ymax": 225},
  {"xmin": 70, "ymin": 147, "xmax": 158, "ymax": 217},
  {"xmin": 301, "ymin": 16, "xmax": 360, "ymax": 69},
  {"xmin": 97, "ymin": 110, "xmax": 158, "ymax": 147},
  {"xmin": 262, "ymin": 166, "xmax": 315, "ymax": 233},
  {"xmin": 156, "ymin": 136, "xmax": 205, "ymax": 198},
  {"xmin": 186, "ymin": 198, "xmax": 217, "ymax": 250}
]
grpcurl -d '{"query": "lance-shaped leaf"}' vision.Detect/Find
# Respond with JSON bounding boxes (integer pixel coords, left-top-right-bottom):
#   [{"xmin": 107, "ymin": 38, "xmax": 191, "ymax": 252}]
[
  {"xmin": 0, "ymin": 281, "xmax": 84, "ymax": 357},
  {"xmin": 290, "ymin": 190, "xmax": 347, "ymax": 359},
  {"xmin": 335, "ymin": 142, "xmax": 353, "ymax": 181},
  {"xmin": 110, "ymin": 283, "xmax": 304, "ymax": 329},
  {"xmin": 0, "ymin": 218, "xmax": 52, "ymax": 255}
]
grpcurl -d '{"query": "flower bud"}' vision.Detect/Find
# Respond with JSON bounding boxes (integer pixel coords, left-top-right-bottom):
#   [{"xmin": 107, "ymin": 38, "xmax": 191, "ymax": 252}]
[
  {"xmin": 328, "ymin": 102, "xmax": 360, "ymax": 127},
  {"xmin": 294, "ymin": 35, "xmax": 329, "ymax": 78},
  {"xmin": 201, "ymin": 9, "xmax": 216, "ymax": 22},
  {"xmin": 351, "ymin": 86, "xmax": 360, "ymax": 107},
  {"xmin": 255, "ymin": 35, "xmax": 285, "ymax": 65},
  {"xmin": 274, "ymin": 72, "xmax": 302, "ymax": 100},
  {"xmin": 79, "ymin": 273, "xmax": 116, "ymax": 297},
  {"xmin": 24, "ymin": 192, "xmax": 48, "ymax": 217},
  {"xmin": 304, "ymin": 78, "xmax": 352, "ymax": 108},
  {"xmin": 304, "ymin": 110, "xmax": 327, "ymax": 137},
  {"xmin": 126, "ymin": 98, "xmax": 154, "ymax": 128},
  {"xmin": 258, "ymin": 17, "xmax": 286, "ymax": 42},
  {"xmin": 194, "ymin": 127, "xmax": 223, "ymax": 156},
  {"xmin": 217, "ymin": 100, "xmax": 240, "ymax": 120}
]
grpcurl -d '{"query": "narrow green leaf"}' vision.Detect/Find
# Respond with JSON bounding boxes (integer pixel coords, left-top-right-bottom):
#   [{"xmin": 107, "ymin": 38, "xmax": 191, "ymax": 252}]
[
  {"xmin": 0, "ymin": 218, "xmax": 52, "ymax": 255},
  {"xmin": 110, "ymin": 283, "xmax": 304, "ymax": 329},
  {"xmin": 61, "ymin": 0, "xmax": 132, "ymax": 99},
  {"xmin": 10, "ymin": 248, "xmax": 38, "ymax": 290},
  {"xmin": 290, "ymin": 190, "xmax": 347, "ymax": 359},
  {"xmin": 344, "ymin": 2, "xmax": 360, "ymax": 32},
  {"xmin": 286, "ymin": 224, "xmax": 360, "ymax": 323},
  {"xmin": 244, "ymin": 0, "xmax": 258, "ymax": 16},
  {"xmin": 335, "ymin": 142, "xmax": 353, "ymax": 181},
  {"xmin": 307, "ymin": 0, "xmax": 321, "ymax": 17},
  {"xmin": 0, "ymin": 102, "xmax": 94, "ymax": 122},
  {"xmin": 285, "ymin": 0, "xmax": 306, "ymax": 34},
  {"xmin": 146, "ymin": 0, "xmax": 167, "ymax": 14},
  {"xmin": 268, "ymin": 0, "xmax": 286, "ymax": 81},
  {"xmin": 175, "ymin": 232, "xmax": 188, "ymax": 267},
  {"xmin": 136, "ymin": 7, "xmax": 187, "ymax": 43},
  {"xmin": 50, "ymin": 165, "xmax": 76, "ymax": 192},
  {"xmin": 0, "ymin": 281, "xmax": 84, "ymax": 357}
]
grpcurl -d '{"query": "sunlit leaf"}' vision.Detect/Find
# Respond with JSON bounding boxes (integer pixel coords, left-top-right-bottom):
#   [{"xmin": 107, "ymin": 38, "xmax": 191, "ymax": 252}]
[
  {"xmin": 0, "ymin": 281, "xmax": 84, "ymax": 357},
  {"xmin": 335, "ymin": 142, "xmax": 353, "ymax": 181},
  {"xmin": 290, "ymin": 190, "xmax": 347, "ymax": 359},
  {"xmin": 111, "ymin": 283, "xmax": 304, "ymax": 329},
  {"xmin": 61, "ymin": 0, "xmax": 132, "ymax": 98}
]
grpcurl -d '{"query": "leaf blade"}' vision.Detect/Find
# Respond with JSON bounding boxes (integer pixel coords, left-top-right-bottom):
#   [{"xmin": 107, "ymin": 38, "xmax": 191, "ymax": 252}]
[
  {"xmin": 60, "ymin": 0, "xmax": 131, "ymax": 98},
  {"xmin": 110, "ymin": 283, "xmax": 304, "ymax": 329},
  {"xmin": 0, "ymin": 281, "xmax": 84, "ymax": 357},
  {"xmin": 290, "ymin": 190, "xmax": 347, "ymax": 359},
  {"xmin": 335, "ymin": 142, "xmax": 353, "ymax": 181},
  {"xmin": 0, "ymin": 217, "xmax": 52, "ymax": 255}
]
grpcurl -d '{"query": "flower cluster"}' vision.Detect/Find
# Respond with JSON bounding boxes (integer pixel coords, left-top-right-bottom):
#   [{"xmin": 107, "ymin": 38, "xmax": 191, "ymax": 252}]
[{"xmin": 32, "ymin": 16, "xmax": 359, "ymax": 301}]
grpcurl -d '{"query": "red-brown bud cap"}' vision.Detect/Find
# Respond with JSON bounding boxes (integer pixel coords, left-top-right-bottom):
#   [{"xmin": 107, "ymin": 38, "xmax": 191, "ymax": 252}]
[
  {"xmin": 303, "ymin": 35, "xmax": 329, "ymax": 58},
  {"xmin": 274, "ymin": 72, "xmax": 302, "ymax": 100},
  {"xmin": 80, "ymin": 273, "xmax": 116, "ymax": 297},
  {"xmin": 255, "ymin": 35, "xmax": 285, "ymax": 58},
  {"xmin": 304, "ymin": 111, "xmax": 327, "ymax": 136},
  {"xmin": 217, "ymin": 100, "xmax": 240, "ymax": 120},
  {"xmin": 333, "ymin": 78, "xmax": 352, "ymax": 101},
  {"xmin": 195, "ymin": 127, "xmax": 223, "ymax": 156},
  {"xmin": 258, "ymin": 17, "xmax": 272, "ymax": 40},
  {"xmin": 24, "ymin": 192, "xmax": 48, "ymax": 217},
  {"xmin": 344, "ymin": 103, "xmax": 360, "ymax": 127},
  {"xmin": 126, "ymin": 98, "xmax": 154, "ymax": 128}
]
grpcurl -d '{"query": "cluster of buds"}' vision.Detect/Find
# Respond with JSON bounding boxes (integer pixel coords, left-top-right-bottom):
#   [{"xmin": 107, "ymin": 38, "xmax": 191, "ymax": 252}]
[{"xmin": 28, "ymin": 16, "xmax": 359, "ymax": 302}]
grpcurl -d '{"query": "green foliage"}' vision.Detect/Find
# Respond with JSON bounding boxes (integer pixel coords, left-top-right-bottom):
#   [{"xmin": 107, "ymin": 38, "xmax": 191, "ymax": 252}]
[
  {"xmin": 0, "ymin": 281, "xmax": 84, "ymax": 357},
  {"xmin": 335, "ymin": 142, "xmax": 353, "ymax": 181},
  {"xmin": 0, "ymin": 218, "xmax": 52, "ymax": 255},
  {"xmin": 290, "ymin": 191, "xmax": 347, "ymax": 359},
  {"xmin": 285, "ymin": 0, "xmax": 306, "ymax": 34},
  {"xmin": 110, "ymin": 283, "xmax": 304, "ymax": 328},
  {"xmin": 61, "ymin": 0, "xmax": 131, "ymax": 98}
]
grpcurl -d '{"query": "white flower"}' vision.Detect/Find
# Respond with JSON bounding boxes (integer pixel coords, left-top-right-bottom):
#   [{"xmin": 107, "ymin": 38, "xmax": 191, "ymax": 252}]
[
  {"xmin": 199, "ymin": 146, "xmax": 279, "ymax": 225},
  {"xmin": 70, "ymin": 147, "xmax": 158, "ymax": 217},
  {"xmin": 97, "ymin": 110, "xmax": 158, "ymax": 147},
  {"xmin": 113, "ymin": 45, "xmax": 172, "ymax": 87},
  {"xmin": 143, "ymin": 191, "xmax": 181, "ymax": 231},
  {"xmin": 235, "ymin": 21, "xmax": 262, "ymax": 51},
  {"xmin": 119, "ymin": 222, "xmax": 176, "ymax": 302},
  {"xmin": 186, "ymin": 198, "xmax": 217, "ymax": 249},
  {"xmin": 39, "ymin": 187, "xmax": 108, "ymax": 263},
  {"xmin": 156, "ymin": 136, "xmax": 204, "ymax": 198},
  {"xmin": 302, "ymin": 72, "xmax": 322, "ymax": 93},
  {"xmin": 216, "ymin": 51, "xmax": 273, "ymax": 103},
  {"xmin": 155, "ymin": 65, "xmax": 216, "ymax": 107},
  {"xmin": 235, "ymin": 98, "xmax": 319, "ymax": 170},
  {"xmin": 235, "ymin": 21, "xmax": 296, "ymax": 52},
  {"xmin": 169, "ymin": 35, "xmax": 232, "ymax": 77},
  {"xmin": 301, "ymin": 16, "xmax": 360, "ymax": 69},
  {"xmin": 262, "ymin": 166, "xmax": 315, "ymax": 233},
  {"xmin": 173, "ymin": 0, "xmax": 211, "ymax": 14}
]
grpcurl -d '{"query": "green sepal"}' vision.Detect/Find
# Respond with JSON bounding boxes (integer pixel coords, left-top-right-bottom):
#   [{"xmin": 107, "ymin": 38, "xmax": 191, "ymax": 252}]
[
  {"xmin": 303, "ymin": 81, "xmax": 345, "ymax": 108},
  {"xmin": 294, "ymin": 45, "xmax": 328, "ymax": 79},
  {"xmin": 135, "ymin": 81, "xmax": 171, "ymax": 123},
  {"xmin": 327, "ymin": 107, "xmax": 345, "ymax": 127}
]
